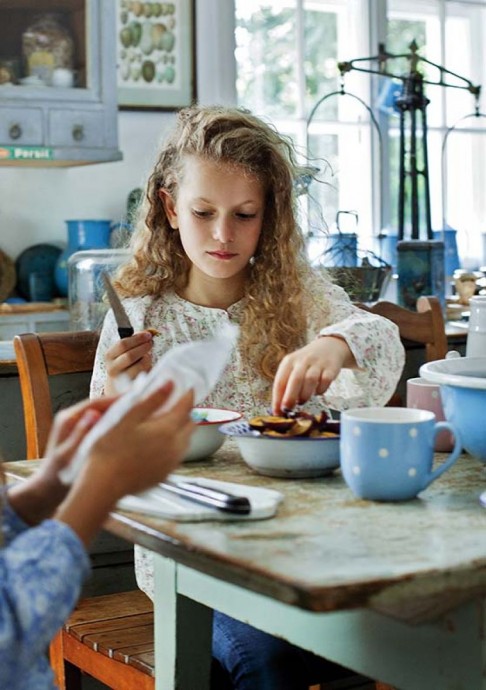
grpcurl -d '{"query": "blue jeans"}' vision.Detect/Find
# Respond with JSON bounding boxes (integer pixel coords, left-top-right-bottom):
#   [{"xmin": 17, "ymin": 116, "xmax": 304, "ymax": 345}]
[{"xmin": 212, "ymin": 611, "xmax": 353, "ymax": 690}]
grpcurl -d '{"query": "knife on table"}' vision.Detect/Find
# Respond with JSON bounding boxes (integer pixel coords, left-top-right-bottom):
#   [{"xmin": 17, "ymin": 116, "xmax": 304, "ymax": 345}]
[
  {"xmin": 161, "ymin": 479, "xmax": 252, "ymax": 515},
  {"xmin": 102, "ymin": 272, "xmax": 134, "ymax": 339}
]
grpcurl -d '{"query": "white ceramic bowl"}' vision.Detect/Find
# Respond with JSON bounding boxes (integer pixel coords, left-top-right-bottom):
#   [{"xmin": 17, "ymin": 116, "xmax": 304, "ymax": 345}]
[
  {"xmin": 220, "ymin": 420, "xmax": 340, "ymax": 478},
  {"xmin": 184, "ymin": 407, "xmax": 242, "ymax": 462},
  {"xmin": 420, "ymin": 356, "xmax": 486, "ymax": 463}
]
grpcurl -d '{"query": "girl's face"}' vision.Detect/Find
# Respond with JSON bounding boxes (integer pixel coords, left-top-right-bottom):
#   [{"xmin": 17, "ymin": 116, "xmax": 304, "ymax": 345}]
[{"xmin": 160, "ymin": 156, "xmax": 265, "ymax": 283}]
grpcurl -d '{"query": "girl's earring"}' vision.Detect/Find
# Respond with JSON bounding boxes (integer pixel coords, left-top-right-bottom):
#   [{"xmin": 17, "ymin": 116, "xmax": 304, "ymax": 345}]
[{"xmin": 249, "ymin": 256, "xmax": 256, "ymax": 266}]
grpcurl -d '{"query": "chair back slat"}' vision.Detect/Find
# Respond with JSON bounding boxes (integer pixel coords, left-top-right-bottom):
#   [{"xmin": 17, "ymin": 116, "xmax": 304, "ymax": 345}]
[
  {"xmin": 356, "ymin": 296, "xmax": 447, "ymax": 362},
  {"xmin": 13, "ymin": 330, "xmax": 99, "ymax": 459}
]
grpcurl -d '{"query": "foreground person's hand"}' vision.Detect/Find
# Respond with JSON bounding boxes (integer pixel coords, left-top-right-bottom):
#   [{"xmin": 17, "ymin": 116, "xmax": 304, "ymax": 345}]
[
  {"xmin": 8, "ymin": 396, "xmax": 117, "ymax": 525},
  {"xmin": 272, "ymin": 336, "xmax": 356, "ymax": 414},
  {"xmin": 55, "ymin": 381, "xmax": 195, "ymax": 546}
]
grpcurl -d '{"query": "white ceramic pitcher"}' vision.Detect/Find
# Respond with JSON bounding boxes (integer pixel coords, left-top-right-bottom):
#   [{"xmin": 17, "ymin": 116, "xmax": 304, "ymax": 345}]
[{"xmin": 466, "ymin": 295, "xmax": 486, "ymax": 357}]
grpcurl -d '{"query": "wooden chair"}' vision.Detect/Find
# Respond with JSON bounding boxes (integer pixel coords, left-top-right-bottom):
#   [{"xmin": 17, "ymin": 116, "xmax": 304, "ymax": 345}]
[
  {"xmin": 13, "ymin": 330, "xmax": 156, "ymax": 689},
  {"xmin": 14, "ymin": 330, "xmax": 100, "ymax": 459},
  {"xmin": 356, "ymin": 295, "xmax": 447, "ymax": 363},
  {"xmin": 356, "ymin": 295, "xmax": 448, "ymax": 406}
]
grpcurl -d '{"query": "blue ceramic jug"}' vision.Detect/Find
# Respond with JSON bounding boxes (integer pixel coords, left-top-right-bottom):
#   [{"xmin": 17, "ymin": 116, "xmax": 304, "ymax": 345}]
[
  {"xmin": 55, "ymin": 220, "xmax": 116, "ymax": 296},
  {"xmin": 432, "ymin": 226, "xmax": 461, "ymax": 285}
]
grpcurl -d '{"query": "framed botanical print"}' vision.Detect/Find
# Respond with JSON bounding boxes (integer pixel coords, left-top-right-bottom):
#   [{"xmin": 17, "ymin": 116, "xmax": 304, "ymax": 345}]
[{"xmin": 116, "ymin": 0, "xmax": 196, "ymax": 110}]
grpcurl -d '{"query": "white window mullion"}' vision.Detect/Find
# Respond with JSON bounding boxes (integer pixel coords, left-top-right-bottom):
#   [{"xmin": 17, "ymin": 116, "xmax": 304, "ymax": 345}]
[{"xmin": 296, "ymin": 0, "xmax": 307, "ymax": 121}]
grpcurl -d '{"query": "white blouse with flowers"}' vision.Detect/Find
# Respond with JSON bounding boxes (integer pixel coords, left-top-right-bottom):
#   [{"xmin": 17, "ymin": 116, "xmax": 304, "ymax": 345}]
[{"xmin": 90, "ymin": 270, "xmax": 405, "ymax": 598}]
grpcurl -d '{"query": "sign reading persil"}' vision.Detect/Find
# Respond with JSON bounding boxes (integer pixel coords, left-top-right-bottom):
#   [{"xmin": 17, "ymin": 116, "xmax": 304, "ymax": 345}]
[{"xmin": 0, "ymin": 146, "xmax": 54, "ymax": 160}]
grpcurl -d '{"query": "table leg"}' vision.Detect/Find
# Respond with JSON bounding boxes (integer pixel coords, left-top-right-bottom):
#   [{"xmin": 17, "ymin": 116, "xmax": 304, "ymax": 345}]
[
  {"xmin": 153, "ymin": 554, "xmax": 213, "ymax": 690},
  {"xmin": 178, "ymin": 566, "xmax": 486, "ymax": 690}
]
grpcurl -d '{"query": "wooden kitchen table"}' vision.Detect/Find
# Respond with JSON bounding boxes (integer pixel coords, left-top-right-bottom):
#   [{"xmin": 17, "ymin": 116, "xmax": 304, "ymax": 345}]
[{"xmin": 5, "ymin": 442, "xmax": 486, "ymax": 690}]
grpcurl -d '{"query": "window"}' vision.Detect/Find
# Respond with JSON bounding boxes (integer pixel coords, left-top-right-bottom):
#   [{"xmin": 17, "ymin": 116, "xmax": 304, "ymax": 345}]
[{"xmin": 234, "ymin": 0, "xmax": 486, "ymax": 269}]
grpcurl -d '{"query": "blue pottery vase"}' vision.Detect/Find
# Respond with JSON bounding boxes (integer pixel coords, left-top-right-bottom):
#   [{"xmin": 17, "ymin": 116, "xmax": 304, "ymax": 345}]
[
  {"xmin": 54, "ymin": 220, "xmax": 114, "ymax": 296},
  {"xmin": 375, "ymin": 232, "xmax": 398, "ymax": 270},
  {"xmin": 397, "ymin": 239, "xmax": 445, "ymax": 309},
  {"xmin": 432, "ymin": 226, "xmax": 460, "ymax": 290}
]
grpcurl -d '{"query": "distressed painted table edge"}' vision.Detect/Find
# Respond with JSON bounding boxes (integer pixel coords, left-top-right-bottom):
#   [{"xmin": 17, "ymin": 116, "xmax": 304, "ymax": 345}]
[{"xmin": 4, "ymin": 449, "xmax": 486, "ymax": 622}]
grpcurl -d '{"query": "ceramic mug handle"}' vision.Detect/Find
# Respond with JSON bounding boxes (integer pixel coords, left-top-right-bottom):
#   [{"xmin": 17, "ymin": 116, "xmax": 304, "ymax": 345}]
[{"xmin": 423, "ymin": 422, "xmax": 462, "ymax": 489}]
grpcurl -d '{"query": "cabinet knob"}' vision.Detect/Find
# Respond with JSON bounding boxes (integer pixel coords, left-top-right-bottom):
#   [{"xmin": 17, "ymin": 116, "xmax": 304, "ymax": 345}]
[
  {"xmin": 72, "ymin": 124, "xmax": 84, "ymax": 141},
  {"xmin": 9, "ymin": 123, "xmax": 22, "ymax": 140}
]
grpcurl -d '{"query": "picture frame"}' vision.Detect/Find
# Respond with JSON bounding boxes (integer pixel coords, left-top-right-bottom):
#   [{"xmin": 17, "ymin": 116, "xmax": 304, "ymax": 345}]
[{"xmin": 116, "ymin": 0, "xmax": 196, "ymax": 110}]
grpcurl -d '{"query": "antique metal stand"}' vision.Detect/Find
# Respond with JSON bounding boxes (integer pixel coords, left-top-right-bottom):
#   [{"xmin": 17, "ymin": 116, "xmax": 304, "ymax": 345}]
[{"xmin": 334, "ymin": 41, "xmax": 481, "ymax": 307}]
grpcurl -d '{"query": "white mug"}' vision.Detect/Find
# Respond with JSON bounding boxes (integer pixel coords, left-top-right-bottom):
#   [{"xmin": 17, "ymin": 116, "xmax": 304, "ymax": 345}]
[{"xmin": 466, "ymin": 295, "xmax": 486, "ymax": 357}]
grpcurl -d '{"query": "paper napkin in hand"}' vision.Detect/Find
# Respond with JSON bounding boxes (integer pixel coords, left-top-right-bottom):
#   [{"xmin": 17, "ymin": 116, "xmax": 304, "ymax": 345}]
[{"xmin": 58, "ymin": 323, "xmax": 239, "ymax": 485}]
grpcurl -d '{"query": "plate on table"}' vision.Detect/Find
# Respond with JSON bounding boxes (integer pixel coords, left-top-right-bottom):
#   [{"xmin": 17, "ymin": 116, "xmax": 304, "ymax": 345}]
[{"xmin": 15, "ymin": 243, "xmax": 62, "ymax": 300}]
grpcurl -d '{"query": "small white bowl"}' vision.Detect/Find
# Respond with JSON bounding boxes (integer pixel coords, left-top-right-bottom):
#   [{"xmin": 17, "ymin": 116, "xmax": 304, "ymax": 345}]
[
  {"xmin": 220, "ymin": 420, "xmax": 340, "ymax": 478},
  {"xmin": 184, "ymin": 407, "xmax": 242, "ymax": 462}
]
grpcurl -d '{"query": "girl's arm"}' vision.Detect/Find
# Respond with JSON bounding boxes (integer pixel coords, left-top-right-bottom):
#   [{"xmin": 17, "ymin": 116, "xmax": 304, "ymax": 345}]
[{"xmin": 272, "ymin": 275, "xmax": 405, "ymax": 413}]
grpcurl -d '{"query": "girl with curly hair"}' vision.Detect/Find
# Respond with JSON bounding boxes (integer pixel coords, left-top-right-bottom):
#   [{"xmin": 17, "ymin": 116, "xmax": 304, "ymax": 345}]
[{"xmin": 90, "ymin": 104, "xmax": 404, "ymax": 689}]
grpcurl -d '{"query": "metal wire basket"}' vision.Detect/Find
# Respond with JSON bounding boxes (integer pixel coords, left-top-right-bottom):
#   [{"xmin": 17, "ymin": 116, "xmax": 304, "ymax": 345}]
[{"xmin": 325, "ymin": 256, "xmax": 392, "ymax": 303}]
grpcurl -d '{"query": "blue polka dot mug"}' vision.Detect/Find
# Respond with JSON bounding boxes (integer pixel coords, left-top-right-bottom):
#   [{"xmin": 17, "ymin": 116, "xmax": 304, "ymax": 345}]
[{"xmin": 340, "ymin": 407, "xmax": 462, "ymax": 501}]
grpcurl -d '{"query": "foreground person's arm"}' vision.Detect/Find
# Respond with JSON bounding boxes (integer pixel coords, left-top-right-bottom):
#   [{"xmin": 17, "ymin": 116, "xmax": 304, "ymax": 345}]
[
  {"xmin": 0, "ymin": 383, "xmax": 194, "ymax": 688},
  {"xmin": 54, "ymin": 387, "xmax": 194, "ymax": 546}
]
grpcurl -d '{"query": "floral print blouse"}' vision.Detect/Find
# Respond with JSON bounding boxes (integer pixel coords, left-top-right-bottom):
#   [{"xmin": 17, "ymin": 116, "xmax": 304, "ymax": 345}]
[
  {"xmin": 0, "ymin": 487, "xmax": 90, "ymax": 690},
  {"xmin": 90, "ymin": 270, "xmax": 405, "ymax": 600}
]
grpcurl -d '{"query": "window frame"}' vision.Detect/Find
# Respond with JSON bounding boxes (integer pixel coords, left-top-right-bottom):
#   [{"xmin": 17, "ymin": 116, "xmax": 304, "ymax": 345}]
[{"xmin": 232, "ymin": 0, "xmax": 486, "ymax": 266}]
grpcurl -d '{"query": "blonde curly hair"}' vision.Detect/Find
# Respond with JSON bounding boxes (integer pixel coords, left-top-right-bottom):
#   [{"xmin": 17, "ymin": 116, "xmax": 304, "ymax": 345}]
[{"xmin": 116, "ymin": 105, "xmax": 315, "ymax": 380}]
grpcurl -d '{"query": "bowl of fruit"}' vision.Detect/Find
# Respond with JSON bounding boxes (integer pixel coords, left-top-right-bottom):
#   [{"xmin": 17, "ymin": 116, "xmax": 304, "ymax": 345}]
[{"xmin": 219, "ymin": 411, "xmax": 340, "ymax": 478}]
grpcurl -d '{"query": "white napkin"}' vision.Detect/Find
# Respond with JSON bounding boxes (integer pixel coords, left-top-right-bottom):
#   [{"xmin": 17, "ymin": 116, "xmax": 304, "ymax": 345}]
[
  {"xmin": 59, "ymin": 323, "xmax": 239, "ymax": 485},
  {"xmin": 117, "ymin": 475, "xmax": 283, "ymax": 522}
]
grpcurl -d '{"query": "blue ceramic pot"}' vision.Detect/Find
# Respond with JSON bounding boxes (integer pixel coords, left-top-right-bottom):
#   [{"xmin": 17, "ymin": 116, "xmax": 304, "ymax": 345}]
[
  {"xmin": 55, "ymin": 220, "xmax": 114, "ymax": 296},
  {"xmin": 397, "ymin": 239, "xmax": 445, "ymax": 309},
  {"xmin": 432, "ymin": 227, "xmax": 461, "ymax": 279}
]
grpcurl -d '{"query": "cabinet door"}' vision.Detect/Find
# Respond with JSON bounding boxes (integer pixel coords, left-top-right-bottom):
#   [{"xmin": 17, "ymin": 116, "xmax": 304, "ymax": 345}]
[
  {"xmin": 0, "ymin": 107, "xmax": 43, "ymax": 145},
  {"xmin": 0, "ymin": 0, "xmax": 121, "ymax": 166},
  {"xmin": 48, "ymin": 109, "xmax": 105, "ymax": 148}
]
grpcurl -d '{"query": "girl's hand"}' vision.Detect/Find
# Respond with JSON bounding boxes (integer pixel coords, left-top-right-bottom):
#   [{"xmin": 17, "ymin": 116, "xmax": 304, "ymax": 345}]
[
  {"xmin": 104, "ymin": 331, "xmax": 154, "ymax": 395},
  {"xmin": 271, "ymin": 336, "xmax": 356, "ymax": 414}
]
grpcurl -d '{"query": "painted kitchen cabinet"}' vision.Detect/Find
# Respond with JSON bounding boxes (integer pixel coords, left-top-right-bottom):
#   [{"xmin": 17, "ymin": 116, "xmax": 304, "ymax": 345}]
[
  {"xmin": 0, "ymin": 0, "xmax": 122, "ymax": 166},
  {"xmin": 0, "ymin": 308, "xmax": 70, "ymax": 340}
]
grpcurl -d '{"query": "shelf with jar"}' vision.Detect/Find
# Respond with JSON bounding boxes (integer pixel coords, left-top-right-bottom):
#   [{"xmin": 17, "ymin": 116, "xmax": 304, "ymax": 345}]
[{"xmin": 0, "ymin": 0, "xmax": 122, "ymax": 166}]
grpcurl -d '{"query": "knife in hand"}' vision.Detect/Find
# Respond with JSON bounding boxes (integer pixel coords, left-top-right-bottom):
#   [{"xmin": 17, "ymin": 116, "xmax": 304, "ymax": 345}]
[{"xmin": 102, "ymin": 271, "xmax": 134, "ymax": 339}]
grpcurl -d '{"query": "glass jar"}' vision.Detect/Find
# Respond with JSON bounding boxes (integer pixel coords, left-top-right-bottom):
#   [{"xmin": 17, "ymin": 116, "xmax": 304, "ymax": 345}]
[
  {"xmin": 22, "ymin": 13, "xmax": 74, "ymax": 86},
  {"xmin": 68, "ymin": 249, "xmax": 131, "ymax": 331}
]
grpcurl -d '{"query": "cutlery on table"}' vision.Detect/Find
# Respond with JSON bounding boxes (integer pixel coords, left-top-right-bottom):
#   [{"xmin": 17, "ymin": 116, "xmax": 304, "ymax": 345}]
[
  {"xmin": 161, "ymin": 479, "xmax": 251, "ymax": 515},
  {"xmin": 102, "ymin": 271, "xmax": 134, "ymax": 339}
]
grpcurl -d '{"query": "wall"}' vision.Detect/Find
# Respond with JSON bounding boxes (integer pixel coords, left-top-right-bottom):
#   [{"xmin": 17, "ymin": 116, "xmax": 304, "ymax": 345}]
[{"xmin": 0, "ymin": 0, "xmax": 237, "ymax": 261}]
